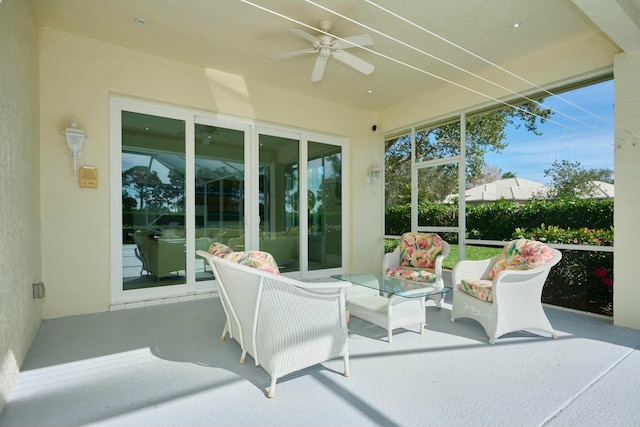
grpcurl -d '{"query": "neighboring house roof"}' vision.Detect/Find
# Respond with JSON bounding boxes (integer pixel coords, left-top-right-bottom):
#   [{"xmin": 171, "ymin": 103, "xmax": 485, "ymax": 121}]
[
  {"xmin": 583, "ymin": 180, "xmax": 615, "ymax": 199},
  {"xmin": 445, "ymin": 178, "xmax": 615, "ymax": 203},
  {"xmin": 445, "ymin": 178, "xmax": 550, "ymax": 203}
]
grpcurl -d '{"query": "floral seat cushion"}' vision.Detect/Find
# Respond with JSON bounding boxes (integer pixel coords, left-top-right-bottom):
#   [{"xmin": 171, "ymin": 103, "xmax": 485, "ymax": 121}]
[
  {"xmin": 488, "ymin": 239, "xmax": 555, "ymax": 280},
  {"xmin": 385, "ymin": 267, "xmax": 436, "ymax": 283},
  {"xmin": 460, "ymin": 279, "xmax": 493, "ymax": 302},
  {"xmin": 226, "ymin": 250, "xmax": 280, "ymax": 275}
]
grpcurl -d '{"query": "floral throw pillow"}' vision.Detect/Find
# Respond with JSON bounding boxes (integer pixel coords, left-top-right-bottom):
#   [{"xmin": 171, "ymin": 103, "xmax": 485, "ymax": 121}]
[
  {"xmin": 226, "ymin": 250, "xmax": 280, "ymax": 275},
  {"xmin": 488, "ymin": 239, "xmax": 554, "ymax": 280},
  {"xmin": 208, "ymin": 242, "xmax": 234, "ymax": 258},
  {"xmin": 399, "ymin": 233, "xmax": 443, "ymax": 269}
]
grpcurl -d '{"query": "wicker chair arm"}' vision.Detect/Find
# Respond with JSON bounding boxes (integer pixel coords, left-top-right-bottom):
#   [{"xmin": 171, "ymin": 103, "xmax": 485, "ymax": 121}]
[
  {"xmin": 451, "ymin": 256, "xmax": 498, "ymax": 289},
  {"xmin": 382, "ymin": 246, "xmax": 401, "ymax": 273}
]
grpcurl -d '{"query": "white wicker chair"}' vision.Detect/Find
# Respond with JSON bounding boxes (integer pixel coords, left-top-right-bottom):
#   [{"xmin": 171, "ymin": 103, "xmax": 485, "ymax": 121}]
[
  {"xmin": 383, "ymin": 233, "xmax": 450, "ymax": 306},
  {"xmin": 450, "ymin": 240, "xmax": 562, "ymax": 344},
  {"xmin": 197, "ymin": 250, "xmax": 351, "ymax": 398}
]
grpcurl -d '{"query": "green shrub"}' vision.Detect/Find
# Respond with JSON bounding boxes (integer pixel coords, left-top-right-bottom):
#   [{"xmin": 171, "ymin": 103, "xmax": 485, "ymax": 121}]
[
  {"xmin": 384, "ymin": 239, "xmax": 399, "ymax": 253},
  {"xmin": 513, "ymin": 224, "xmax": 613, "ymax": 245}
]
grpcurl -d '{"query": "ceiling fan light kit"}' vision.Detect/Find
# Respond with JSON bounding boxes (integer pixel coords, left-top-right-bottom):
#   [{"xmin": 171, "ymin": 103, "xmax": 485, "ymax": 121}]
[{"xmin": 270, "ymin": 20, "xmax": 375, "ymax": 82}]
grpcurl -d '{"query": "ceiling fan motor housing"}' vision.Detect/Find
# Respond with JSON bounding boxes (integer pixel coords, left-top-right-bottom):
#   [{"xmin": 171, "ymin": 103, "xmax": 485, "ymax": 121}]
[{"xmin": 319, "ymin": 20, "xmax": 333, "ymax": 33}]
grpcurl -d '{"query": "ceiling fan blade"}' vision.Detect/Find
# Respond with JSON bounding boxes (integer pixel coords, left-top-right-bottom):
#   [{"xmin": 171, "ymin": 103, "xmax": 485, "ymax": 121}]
[
  {"xmin": 332, "ymin": 34, "xmax": 374, "ymax": 50},
  {"xmin": 291, "ymin": 28, "xmax": 321, "ymax": 46},
  {"xmin": 332, "ymin": 49, "xmax": 375, "ymax": 75},
  {"xmin": 269, "ymin": 48, "xmax": 316, "ymax": 61},
  {"xmin": 311, "ymin": 55, "xmax": 328, "ymax": 82}
]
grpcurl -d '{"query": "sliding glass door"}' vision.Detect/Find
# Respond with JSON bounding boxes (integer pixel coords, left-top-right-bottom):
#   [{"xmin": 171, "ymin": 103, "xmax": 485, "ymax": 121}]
[
  {"xmin": 112, "ymin": 98, "xmax": 346, "ymax": 304},
  {"xmin": 121, "ymin": 111, "xmax": 187, "ymax": 290},
  {"xmin": 193, "ymin": 122, "xmax": 246, "ymax": 282},
  {"xmin": 254, "ymin": 130, "xmax": 345, "ymax": 277},
  {"xmin": 308, "ymin": 141, "xmax": 342, "ymax": 271},
  {"xmin": 255, "ymin": 132, "xmax": 300, "ymax": 274}
]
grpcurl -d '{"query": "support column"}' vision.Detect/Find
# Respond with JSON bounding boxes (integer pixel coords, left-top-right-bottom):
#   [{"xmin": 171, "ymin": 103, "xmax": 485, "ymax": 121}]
[{"xmin": 613, "ymin": 51, "xmax": 640, "ymax": 329}]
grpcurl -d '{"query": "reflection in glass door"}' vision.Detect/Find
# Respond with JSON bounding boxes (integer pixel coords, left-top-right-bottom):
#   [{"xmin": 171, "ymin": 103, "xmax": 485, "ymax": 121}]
[
  {"xmin": 193, "ymin": 123, "xmax": 245, "ymax": 281},
  {"xmin": 121, "ymin": 111, "xmax": 186, "ymax": 290},
  {"xmin": 256, "ymin": 134, "xmax": 300, "ymax": 273},
  {"xmin": 308, "ymin": 142, "xmax": 342, "ymax": 270}
]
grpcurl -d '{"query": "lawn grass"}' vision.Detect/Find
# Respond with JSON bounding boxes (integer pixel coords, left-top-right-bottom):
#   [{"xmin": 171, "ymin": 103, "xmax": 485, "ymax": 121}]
[{"xmin": 443, "ymin": 244, "xmax": 502, "ymax": 270}]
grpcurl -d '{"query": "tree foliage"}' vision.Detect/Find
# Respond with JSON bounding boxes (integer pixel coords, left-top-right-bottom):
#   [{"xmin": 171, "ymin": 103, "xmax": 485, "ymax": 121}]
[
  {"xmin": 122, "ymin": 165, "xmax": 185, "ymax": 212},
  {"xmin": 384, "ymin": 101, "xmax": 552, "ymax": 208},
  {"xmin": 122, "ymin": 165, "xmax": 162, "ymax": 210},
  {"xmin": 540, "ymin": 159, "xmax": 614, "ymax": 199},
  {"xmin": 468, "ymin": 164, "xmax": 502, "ymax": 187}
]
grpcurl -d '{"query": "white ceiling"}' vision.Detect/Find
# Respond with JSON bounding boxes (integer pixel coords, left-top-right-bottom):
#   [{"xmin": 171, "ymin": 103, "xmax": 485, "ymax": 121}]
[{"xmin": 33, "ymin": 0, "xmax": 640, "ymax": 112}]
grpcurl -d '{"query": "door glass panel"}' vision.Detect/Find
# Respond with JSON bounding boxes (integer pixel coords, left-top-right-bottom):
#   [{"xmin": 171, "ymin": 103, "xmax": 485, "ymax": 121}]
[
  {"xmin": 121, "ymin": 111, "xmax": 186, "ymax": 289},
  {"xmin": 308, "ymin": 142, "xmax": 342, "ymax": 271},
  {"xmin": 257, "ymin": 134, "xmax": 299, "ymax": 273},
  {"xmin": 194, "ymin": 124, "xmax": 245, "ymax": 281}
]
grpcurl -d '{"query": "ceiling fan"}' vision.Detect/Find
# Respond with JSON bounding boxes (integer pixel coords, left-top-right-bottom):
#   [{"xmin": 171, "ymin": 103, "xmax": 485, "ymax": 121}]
[{"xmin": 270, "ymin": 20, "xmax": 375, "ymax": 82}]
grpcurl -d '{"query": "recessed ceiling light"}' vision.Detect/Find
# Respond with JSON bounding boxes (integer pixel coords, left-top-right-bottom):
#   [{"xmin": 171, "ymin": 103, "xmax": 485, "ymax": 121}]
[
  {"xmin": 512, "ymin": 21, "xmax": 523, "ymax": 28},
  {"xmin": 367, "ymin": 89, "xmax": 373, "ymax": 94},
  {"xmin": 134, "ymin": 17, "xmax": 147, "ymax": 25}
]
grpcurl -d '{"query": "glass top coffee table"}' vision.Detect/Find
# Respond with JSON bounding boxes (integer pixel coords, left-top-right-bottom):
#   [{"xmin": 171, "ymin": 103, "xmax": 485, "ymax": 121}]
[
  {"xmin": 331, "ymin": 273, "xmax": 449, "ymax": 299},
  {"xmin": 331, "ymin": 273, "xmax": 449, "ymax": 343}
]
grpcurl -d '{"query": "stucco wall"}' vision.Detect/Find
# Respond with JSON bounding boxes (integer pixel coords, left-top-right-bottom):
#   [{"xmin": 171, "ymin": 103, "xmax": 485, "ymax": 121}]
[
  {"xmin": 38, "ymin": 28, "xmax": 379, "ymax": 318},
  {"xmin": 613, "ymin": 51, "xmax": 640, "ymax": 329},
  {"xmin": 0, "ymin": 0, "xmax": 42, "ymax": 413}
]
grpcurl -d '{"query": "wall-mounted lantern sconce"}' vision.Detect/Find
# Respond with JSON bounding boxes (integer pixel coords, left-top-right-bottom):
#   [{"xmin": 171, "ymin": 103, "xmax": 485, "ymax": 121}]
[
  {"xmin": 367, "ymin": 164, "xmax": 382, "ymax": 195},
  {"xmin": 367, "ymin": 164, "xmax": 381, "ymax": 185},
  {"xmin": 62, "ymin": 118, "xmax": 87, "ymax": 180}
]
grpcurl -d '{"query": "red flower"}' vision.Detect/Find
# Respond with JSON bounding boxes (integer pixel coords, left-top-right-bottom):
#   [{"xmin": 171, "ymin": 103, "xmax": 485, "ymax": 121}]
[
  {"xmin": 594, "ymin": 268, "xmax": 608, "ymax": 278},
  {"xmin": 602, "ymin": 278, "xmax": 613, "ymax": 287}
]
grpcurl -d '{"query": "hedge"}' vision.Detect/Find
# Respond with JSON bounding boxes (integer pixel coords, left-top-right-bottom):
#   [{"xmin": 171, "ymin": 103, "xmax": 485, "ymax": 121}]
[{"xmin": 386, "ymin": 198, "xmax": 614, "ymax": 241}]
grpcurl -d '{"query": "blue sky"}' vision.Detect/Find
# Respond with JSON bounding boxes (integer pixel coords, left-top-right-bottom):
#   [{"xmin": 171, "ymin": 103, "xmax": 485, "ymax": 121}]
[{"xmin": 484, "ymin": 80, "xmax": 614, "ymax": 184}]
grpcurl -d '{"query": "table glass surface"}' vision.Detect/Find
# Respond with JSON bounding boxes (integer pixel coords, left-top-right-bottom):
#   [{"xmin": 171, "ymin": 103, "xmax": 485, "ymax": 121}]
[{"xmin": 331, "ymin": 273, "xmax": 450, "ymax": 298}]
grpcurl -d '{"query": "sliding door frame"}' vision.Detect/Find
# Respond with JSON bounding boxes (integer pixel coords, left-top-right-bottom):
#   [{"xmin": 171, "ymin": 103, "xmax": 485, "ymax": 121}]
[{"xmin": 110, "ymin": 96, "xmax": 348, "ymax": 305}]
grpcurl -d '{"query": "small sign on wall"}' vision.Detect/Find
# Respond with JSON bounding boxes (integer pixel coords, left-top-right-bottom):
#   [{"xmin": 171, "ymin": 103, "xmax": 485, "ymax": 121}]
[{"xmin": 79, "ymin": 166, "xmax": 98, "ymax": 188}]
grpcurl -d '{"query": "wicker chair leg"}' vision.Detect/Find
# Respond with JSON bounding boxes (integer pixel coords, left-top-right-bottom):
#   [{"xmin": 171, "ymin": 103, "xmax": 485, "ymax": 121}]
[
  {"xmin": 343, "ymin": 354, "xmax": 350, "ymax": 377},
  {"xmin": 267, "ymin": 378, "xmax": 277, "ymax": 398},
  {"xmin": 219, "ymin": 323, "xmax": 228, "ymax": 341}
]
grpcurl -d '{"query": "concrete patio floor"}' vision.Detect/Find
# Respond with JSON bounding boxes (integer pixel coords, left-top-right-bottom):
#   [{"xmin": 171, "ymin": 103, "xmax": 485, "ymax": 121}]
[{"xmin": 2, "ymin": 293, "xmax": 639, "ymax": 427}]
